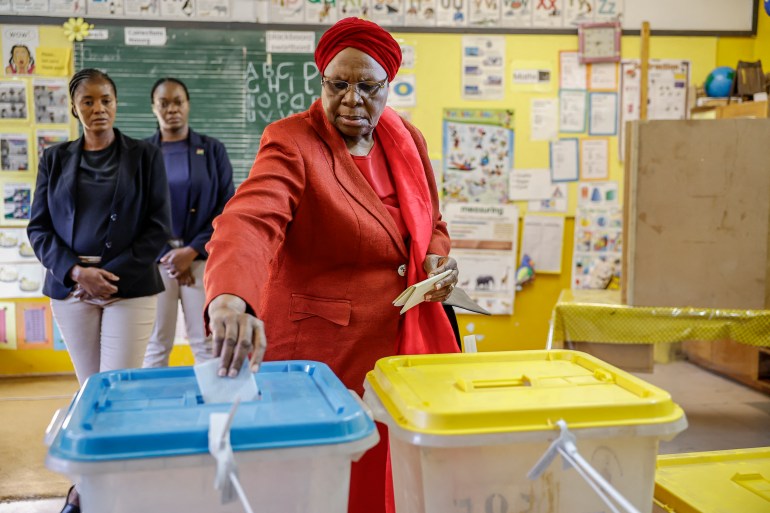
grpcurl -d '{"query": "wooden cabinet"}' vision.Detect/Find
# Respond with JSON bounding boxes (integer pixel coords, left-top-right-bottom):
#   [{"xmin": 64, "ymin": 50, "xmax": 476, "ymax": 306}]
[{"xmin": 684, "ymin": 340, "xmax": 770, "ymax": 394}]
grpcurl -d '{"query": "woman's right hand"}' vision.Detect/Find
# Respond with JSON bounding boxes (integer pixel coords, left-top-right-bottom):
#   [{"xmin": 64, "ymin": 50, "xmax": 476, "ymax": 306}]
[
  {"xmin": 207, "ymin": 294, "xmax": 267, "ymax": 378},
  {"xmin": 70, "ymin": 265, "xmax": 119, "ymax": 299}
]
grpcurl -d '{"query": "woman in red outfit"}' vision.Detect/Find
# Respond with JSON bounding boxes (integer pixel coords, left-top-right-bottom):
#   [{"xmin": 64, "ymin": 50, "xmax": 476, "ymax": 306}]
[{"xmin": 204, "ymin": 17, "xmax": 459, "ymax": 513}]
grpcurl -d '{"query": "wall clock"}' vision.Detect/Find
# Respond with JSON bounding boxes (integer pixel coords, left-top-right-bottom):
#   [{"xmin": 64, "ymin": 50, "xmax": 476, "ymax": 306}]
[{"xmin": 578, "ymin": 21, "xmax": 622, "ymax": 64}]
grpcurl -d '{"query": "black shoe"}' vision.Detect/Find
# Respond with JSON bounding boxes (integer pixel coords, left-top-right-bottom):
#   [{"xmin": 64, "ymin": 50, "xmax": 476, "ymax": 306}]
[{"xmin": 61, "ymin": 485, "xmax": 81, "ymax": 513}]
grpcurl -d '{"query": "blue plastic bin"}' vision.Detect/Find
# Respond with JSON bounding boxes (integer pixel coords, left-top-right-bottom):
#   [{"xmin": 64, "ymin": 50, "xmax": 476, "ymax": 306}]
[{"xmin": 45, "ymin": 361, "xmax": 378, "ymax": 513}]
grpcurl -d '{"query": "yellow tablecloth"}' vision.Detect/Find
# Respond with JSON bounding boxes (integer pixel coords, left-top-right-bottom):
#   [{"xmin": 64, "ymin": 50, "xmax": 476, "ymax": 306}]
[{"xmin": 551, "ymin": 289, "xmax": 770, "ymax": 347}]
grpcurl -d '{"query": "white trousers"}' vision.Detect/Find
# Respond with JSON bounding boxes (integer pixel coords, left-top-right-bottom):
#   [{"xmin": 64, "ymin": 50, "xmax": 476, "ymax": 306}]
[
  {"xmin": 143, "ymin": 260, "xmax": 212, "ymax": 367},
  {"xmin": 51, "ymin": 294, "xmax": 158, "ymax": 386}
]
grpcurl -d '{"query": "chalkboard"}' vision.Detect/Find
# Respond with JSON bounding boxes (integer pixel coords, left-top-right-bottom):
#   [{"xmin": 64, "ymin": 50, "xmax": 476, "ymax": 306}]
[{"xmin": 74, "ymin": 27, "xmax": 322, "ymax": 184}]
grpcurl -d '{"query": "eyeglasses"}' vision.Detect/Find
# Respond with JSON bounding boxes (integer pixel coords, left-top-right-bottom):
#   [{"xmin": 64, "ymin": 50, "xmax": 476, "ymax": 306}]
[
  {"xmin": 321, "ymin": 77, "xmax": 387, "ymax": 98},
  {"xmin": 155, "ymin": 99, "xmax": 187, "ymax": 110}
]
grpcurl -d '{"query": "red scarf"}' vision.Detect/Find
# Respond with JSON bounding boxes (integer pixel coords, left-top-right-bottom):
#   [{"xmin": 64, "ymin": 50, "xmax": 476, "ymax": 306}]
[{"xmin": 375, "ymin": 107, "xmax": 459, "ymax": 356}]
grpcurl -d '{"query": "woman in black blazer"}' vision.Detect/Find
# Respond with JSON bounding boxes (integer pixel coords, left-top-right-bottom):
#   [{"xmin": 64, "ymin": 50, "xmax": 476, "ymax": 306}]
[
  {"xmin": 27, "ymin": 69, "xmax": 170, "ymax": 513},
  {"xmin": 142, "ymin": 77, "xmax": 234, "ymax": 368}
]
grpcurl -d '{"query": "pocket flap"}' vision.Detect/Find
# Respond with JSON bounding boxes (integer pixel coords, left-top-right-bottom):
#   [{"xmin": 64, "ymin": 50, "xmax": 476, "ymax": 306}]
[{"xmin": 290, "ymin": 294, "xmax": 351, "ymax": 326}]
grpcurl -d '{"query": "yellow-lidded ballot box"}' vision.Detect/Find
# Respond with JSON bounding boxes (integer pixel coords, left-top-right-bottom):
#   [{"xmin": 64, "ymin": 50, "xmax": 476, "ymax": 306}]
[
  {"xmin": 363, "ymin": 350, "xmax": 687, "ymax": 513},
  {"xmin": 654, "ymin": 447, "xmax": 770, "ymax": 513}
]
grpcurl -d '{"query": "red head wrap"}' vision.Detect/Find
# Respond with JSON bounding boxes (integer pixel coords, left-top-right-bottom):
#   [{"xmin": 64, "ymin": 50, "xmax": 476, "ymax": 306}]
[{"xmin": 314, "ymin": 17, "xmax": 402, "ymax": 81}]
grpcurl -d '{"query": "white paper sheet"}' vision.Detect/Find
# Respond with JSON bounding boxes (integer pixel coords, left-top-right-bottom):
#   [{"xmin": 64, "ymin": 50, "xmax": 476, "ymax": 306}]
[
  {"xmin": 589, "ymin": 62, "xmax": 618, "ymax": 90},
  {"xmin": 530, "ymin": 98, "xmax": 558, "ymax": 141},
  {"xmin": 509, "ymin": 168, "xmax": 553, "ymax": 201},
  {"xmin": 580, "ymin": 138, "xmax": 609, "ymax": 180},
  {"xmin": 550, "ymin": 138, "xmax": 579, "ymax": 182},
  {"xmin": 521, "ymin": 214, "xmax": 565, "ymax": 274},
  {"xmin": 588, "ymin": 92, "xmax": 618, "ymax": 135},
  {"xmin": 559, "ymin": 51, "xmax": 587, "ymax": 90},
  {"xmin": 559, "ymin": 89, "xmax": 587, "ymax": 133}
]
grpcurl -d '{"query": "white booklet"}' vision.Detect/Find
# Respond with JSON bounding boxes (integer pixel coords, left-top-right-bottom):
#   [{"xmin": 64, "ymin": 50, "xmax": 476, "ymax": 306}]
[{"xmin": 392, "ymin": 269, "xmax": 453, "ymax": 314}]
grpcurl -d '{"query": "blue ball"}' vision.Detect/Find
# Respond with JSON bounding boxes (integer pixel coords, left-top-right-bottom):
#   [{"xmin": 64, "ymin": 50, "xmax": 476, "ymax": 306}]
[
  {"xmin": 765, "ymin": 0, "xmax": 770, "ymax": 16},
  {"xmin": 704, "ymin": 66, "xmax": 735, "ymax": 98}
]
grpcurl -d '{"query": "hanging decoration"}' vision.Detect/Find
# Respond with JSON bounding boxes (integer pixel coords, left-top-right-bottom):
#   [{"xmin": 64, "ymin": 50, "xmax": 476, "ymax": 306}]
[{"xmin": 63, "ymin": 18, "xmax": 94, "ymax": 42}]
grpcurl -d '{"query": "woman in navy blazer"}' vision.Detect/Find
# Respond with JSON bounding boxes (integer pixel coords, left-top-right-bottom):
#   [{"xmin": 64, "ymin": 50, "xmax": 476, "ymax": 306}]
[
  {"xmin": 142, "ymin": 77, "xmax": 234, "ymax": 367},
  {"xmin": 28, "ymin": 69, "xmax": 170, "ymax": 513}
]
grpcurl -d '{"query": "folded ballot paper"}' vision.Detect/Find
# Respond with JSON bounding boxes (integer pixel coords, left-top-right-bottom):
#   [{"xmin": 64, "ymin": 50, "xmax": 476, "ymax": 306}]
[
  {"xmin": 194, "ymin": 358, "xmax": 259, "ymax": 404},
  {"xmin": 393, "ymin": 269, "xmax": 491, "ymax": 316},
  {"xmin": 393, "ymin": 269, "xmax": 453, "ymax": 314}
]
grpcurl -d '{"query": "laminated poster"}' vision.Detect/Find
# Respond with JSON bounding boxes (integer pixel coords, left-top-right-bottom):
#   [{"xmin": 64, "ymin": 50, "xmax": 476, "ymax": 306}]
[
  {"xmin": 528, "ymin": 182, "xmax": 568, "ymax": 213},
  {"xmin": 0, "ymin": 261, "xmax": 43, "ymax": 298},
  {"xmin": 16, "ymin": 301, "xmax": 53, "ymax": 349},
  {"xmin": 530, "ymin": 98, "xmax": 558, "ymax": 141},
  {"xmin": 337, "ymin": 0, "xmax": 369, "ymax": 19},
  {"xmin": 2, "ymin": 180, "xmax": 33, "ymax": 225},
  {"xmin": 436, "ymin": 0, "xmax": 467, "ymax": 27},
  {"xmin": 124, "ymin": 0, "xmax": 161, "ymax": 16},
  {"xmin": 579, "ymin": 138, "xmax": 609, "ymax": 180},
  {"xmin": 468, "ymin": 0, "xmax": 499, "ymax": 26},
  {"xmin": 445, "ymin": 202, "xmax": 518, "ymax": 315},
  {"xmin": 501, "ymin": 0, "xmax": 532, "ymax": 27},
  {"xmin": 589, "ymin": 62, "xmax": 618, "ymax": 91},
  {"xmin": 306, "ymin": 0, "xmax": 338, "ymax": 24},
  {"xmin": 572, "ymin": 205, "xmax": 622, "ymax": 290},
  {"xmin": 33, "ymin": 78, "xmax": 69, "ymax": 124},
  {"xmin": 387, "ymin": 74, "xmax": 416, "ymax": 108},
  {"xmin": 508, "ymin": 168, "xmax": 552, "ymax": 202},
  {"xmin": 521, "ymin": 214, "xmax": 565, "ymax": 274},
  {"xmin": 196, "ymin": 0, "xmax": 230, "ymax": 17},
  {"xmin": 550, "ymin": 138, "xmax": 579, "ymax": 183},
  {"xmin": 559, "ymin": 89, "xmax": 587, "ymax": 133},
  {"xmin": 559, "ymin": 51, "xmax": 587, "ymax": 90},
  {"xmin": 532, "ymin": 0, "xmax": 562, "ymax": 27},
  {"xmin": 37, "ymin": 129, "xmax": 70, "ymax": 161},
  {"xmin": 368, "ymin": 0, "xmax": 404, "ymax": 26},
  {"xmin": 0, "ymin": 80, "xmax": 28, "ymax": 120},
  {"xmin": 0, "ymin": 302, "xmax": 17, "ymax": 349},
  {"xmin": 442, "ymin": 108, "xmax": 514, "ymax": 204},
  {"xmin": 619, "ymin": 59, "xmax": 690, "ymax": 159},
  {"xmin": 2, "ymin": 26, "xmax": 38, "ymax": 76},
  {"xmin": 588, "ymin": 92, "xmax": 618, "ymax": 136},
  {"xmin": 87, "ymin": 0, "xmax": 125, "ymax": 16},
  {"xmin": 563, "ymin": 0, "xmax": 593, "ymax": 27},
  {"xmin": 462, "ymin": 36, "xmax": 505, "ymax": 100},
  {"xmin": 403, "ymin": 0, "xmax": 436, "ymax": 27},
  {"xmin": 0, "ymin": 227, "xmax": 36, "ymax": 263},
  {"xmin": 50, "ymin": 0, "xmax": 87, "ymax": 14},
  {"xmin": 268, "ymin": 0, "xmax": 305, "ymax": 23},
  {"xmin": 577, "ymin": 180, "xmax": 618, "ymax": 207},
  {"xmin": 0, "ymin": 134, "xmax": 30, "ymax": 172}
]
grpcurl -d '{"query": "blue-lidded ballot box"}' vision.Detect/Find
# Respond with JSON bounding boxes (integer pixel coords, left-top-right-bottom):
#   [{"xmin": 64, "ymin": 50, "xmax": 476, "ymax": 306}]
[{"xmin": 45, "ymin": 361, "xmax": 379, "ymax": 513}]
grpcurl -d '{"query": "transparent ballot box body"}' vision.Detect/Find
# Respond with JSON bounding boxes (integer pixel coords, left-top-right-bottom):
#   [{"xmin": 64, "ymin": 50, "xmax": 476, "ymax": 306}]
[
  {"xmin": 654, "ymin": 447, "xmax": 770, "ymax": 513},
  {"xmin": 46, "ymin": 361, "xmax": 378, "ymax": 513},
  {"xmin": 364, "ymin": 350, "xmax": 687, "ymax": 513}
]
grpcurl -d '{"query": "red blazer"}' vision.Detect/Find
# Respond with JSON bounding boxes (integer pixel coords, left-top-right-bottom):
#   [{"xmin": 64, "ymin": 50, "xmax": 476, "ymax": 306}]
[{"xmin": 205, "ymin": 100, "xmax": 449, "ymax": 394}]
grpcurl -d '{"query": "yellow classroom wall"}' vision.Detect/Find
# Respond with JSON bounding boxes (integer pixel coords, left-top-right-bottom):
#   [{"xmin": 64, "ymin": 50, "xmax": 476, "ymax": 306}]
[
  {"xmin": 756, "ymin": 2, "xmax": 770, "ymax": 64},
  {"xmin": 1, "ymin": 10, "xmax": 768, "ymax": 373}
]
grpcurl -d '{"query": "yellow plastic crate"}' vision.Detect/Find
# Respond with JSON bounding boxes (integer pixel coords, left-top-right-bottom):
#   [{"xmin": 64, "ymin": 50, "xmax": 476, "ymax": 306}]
[
  {"xmin": 366, "ymin": 349, "xmax": 685, "ymax": 435},
  {"xmin": 655, "ymin": 447, "xmax": 770, "ymax": 513},
  {"xmin": 364, "ymin": 350, "xmax": 688, "ymax": 513}
]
